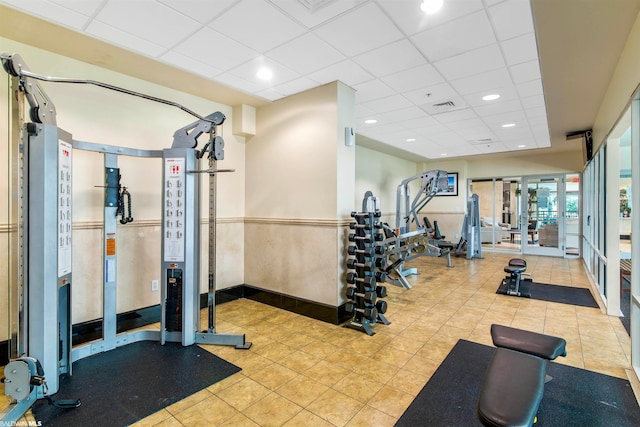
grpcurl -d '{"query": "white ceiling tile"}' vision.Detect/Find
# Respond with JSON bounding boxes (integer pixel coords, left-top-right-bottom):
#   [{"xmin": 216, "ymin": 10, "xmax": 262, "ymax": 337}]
[
  {"xmin": 353, "ymin": 39, "xmax": 426, "ymax": 77},
  {"xmin": 455, "ymin": 126, "xmax": 497, "ymax": 142},
  {"xmin": 434, "ymin": 109, "xmax": 478, "ymax": 124},
  {"xmin": 483, "ymin": 110, "xmax": 528, "ymax": 127},
  {"xmin": 394, "ymin": 116, "xmax": 441, "ymax": 132},
  {"xmin": 214, "ymin": 72, "xmax": 264, "ymax": 94},
  {"xmin": 160, "ymin": 50, "xmax": 222, "ymax": 78},
  {"xmin": 521, "ymin": 94, "xmax": 545, "ymax": 109},
  {"xmin": 382, "ymin": 107, "xmax": 436, "ymax": 124},
  {"xmin": 381, "ymin": 64, "xmax": 444, "ymax": 94},
  {"xmin": 226, "ymin": 56, "xmax": 300, "ymax": 87},
  {"xmin": 510, "ymin": 59, "xmax": 541, "ymax": 84},
  {"xmin": 272, "ymin": 76, "xmax": 320, "ymax": 96},
  {"xmin": 173, "ymin": 27, "xmax": 258, "ymax": 71},
  {"xmin": 527, "ymin": 110, "xmax": 548, "ymax": 123},
  {"xmin": 95, "ymin": 0, "xmax": 201, "ymax": 48},
  {"xmin": 473, "ymin": 99, "xmax": 523, "ymax": 117},
  {"xmin": 489, "ymin": 0, "xmax": 534, "ymax": 41},
  {"xmin": 313, "ymin": 2, "xmax": 404, "ymax": 56},
  {"xmin": 86, "ymin": 20, "xmax": 166, "ymax": 57},
  {"xmin": 353, "ymin": 79, "xmax": 395, "ymax": 103},
  {"xmin": 51, "ymin": 0, "xmax": 104, "ymax": 17},
  {"xmin": 255, "ymin": 87, "xmax": 286, "ymax": 101},
  {"xmin": 434, "ymin": 44, "xmax": 505, "ymax": 81},
  {"xmin": 210, "ymin": 1, "xmax": 306, "ymax": 51},
  {"xmin": 501, "ymin": 33, "xmax": 538, "ymax": 66},
  {"xmin": 158, "ymin": 0, "xmax": 239, "ymax": 24},
  {"xmin": 360, "ymin": 94, "xmax": 413, "ymax": 113},
  {"xmin": 475, "ymin": 142, "xmax": 508, "ymax": 154},
  {"xmin": 2, "ymin": 0, "xmax": 92, "ymax": 29},
  {"xmin": 463, "ymin": 86, "xmax": 519, "ymax": 107},
  {"xmin": 411, "ymin": 10, "xmax": 496, "ymax": 62},
  {"xmin": 449, "ymin": 67, "xmax": 512, "ymax": 95},
  {"xmin": 266, "ymin": 33, "xmax": 345, "ymax": 74},
  {"xmin": 377, "ymin": 0, "xmax": 484, "ymax": 36},
  {"xmin": 517, "ymin": 79, "xmax": 544, "ymax": 98},
  {"xmin": 403, "ymin": 82, "xmax": 459, "ymax": 105},
  {"xmin": 307, "ymin": 60, "xmax": 374, "ymax": 87},
  {"xmin": 270, "ymin": 0, "xmax": 367, "ymax": 29}
]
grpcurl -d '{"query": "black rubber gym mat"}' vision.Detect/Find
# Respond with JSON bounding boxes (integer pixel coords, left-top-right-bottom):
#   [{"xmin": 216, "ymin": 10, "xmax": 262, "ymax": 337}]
[
  {"xmin": 396, "ymin": 339, "xmax": 640, "ymax": 427},
  {"xmin": 32, "ymin": 340, "xmax": 241, "ymax": 427},
  {"xmin": 496, "ymin": 281, "xmax": 599, "ymax": 308}
]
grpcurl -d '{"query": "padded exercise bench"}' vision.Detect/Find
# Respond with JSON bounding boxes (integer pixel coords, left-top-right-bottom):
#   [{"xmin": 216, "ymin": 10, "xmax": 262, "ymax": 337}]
[
  {"xmin": 498, "ymin": 258, "xmax": 532, "ymax": 298},
  {"xmin": 477, "ymin": 325, "xmax": 567, "ymax": 427}
]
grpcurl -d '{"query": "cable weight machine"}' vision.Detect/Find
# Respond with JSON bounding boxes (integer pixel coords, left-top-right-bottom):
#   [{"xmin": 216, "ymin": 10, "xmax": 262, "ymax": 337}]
[{"xmin": 0, "ymin": 53, "xmax": 250, "ymax": 422}]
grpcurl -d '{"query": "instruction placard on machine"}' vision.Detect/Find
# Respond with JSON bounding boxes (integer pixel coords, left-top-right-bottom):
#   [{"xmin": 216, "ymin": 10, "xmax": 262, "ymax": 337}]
[
  {"xmin": 58, "ymin": 140, "xmax": 72, "ymax": 276},
  {"xmin": 164, "ymin": 158, "xmax": 185, "ymax": 262}
]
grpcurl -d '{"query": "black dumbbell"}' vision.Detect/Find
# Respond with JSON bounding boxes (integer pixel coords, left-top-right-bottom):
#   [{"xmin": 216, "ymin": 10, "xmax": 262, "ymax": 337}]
[
  {"xmin": 347, "ymin": 259, "xmax": 373, "ymax": 271},
  {"xmin": 346, "ymin": 272, "xmax": 376, "ymax": 287},
  {"xmin": 344, "ymin": 303, "xmax": 378, "ymax": 320},
  {"xmin": 349, "ymin": 222, "xmax": 372, "ymax": 230},
  {"xmin": 375, "ymin": 257, "xmax": 386, "ymax": 268},
  {"xmin": 346, "ymin": 287, "xmax": 376, "ymax": 304},
  {"xmin": 374, "ymin": 271, "xmax": 387, "ymax": 283},
  {"xmin": 373, "ymin": 245, "xmax": 385, "ymax": 255},
  {"xmin": 375, "ymin": 300, "xmax": 388, "ymax": 314},
  {"xmin": 375, "ymin": 285, "xmax": 387, "ymax": 298},
  {"xmin": 351, "ymin": 211, "xmax": 381, "ymax": 218},
  {"xmin": 348, "ymin": 233, "xmax": 383, "ymax": 243},
  {"xmin": 348, "ymin": 245, "xmax": 374, "ymax": 257}
]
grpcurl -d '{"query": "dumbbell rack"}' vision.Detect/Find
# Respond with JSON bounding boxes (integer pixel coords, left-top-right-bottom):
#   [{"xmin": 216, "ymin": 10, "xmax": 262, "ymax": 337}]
[{"xmin": 344, "ymin": 191, "xmax": 390, "ymax": 336}]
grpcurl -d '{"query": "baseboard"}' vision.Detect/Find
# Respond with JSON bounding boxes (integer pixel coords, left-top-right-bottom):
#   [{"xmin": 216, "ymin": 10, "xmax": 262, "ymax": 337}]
[{"xmin": 0, "ymin": 286, "xmax": 349, "ymax": 355}]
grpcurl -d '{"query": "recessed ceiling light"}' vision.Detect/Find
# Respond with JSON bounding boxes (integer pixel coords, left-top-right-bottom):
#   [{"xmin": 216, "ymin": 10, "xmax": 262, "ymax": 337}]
[
  {"xmin": 421, "ymin": 0, "xmax": 443, "ymax": 14},
  {"xmin": 502, "ymin": 123, "xmax": 516, "ymax": 128},
  {"xmin": 518, "ymin": 144, "xmax": 526, "ymax": 148},
  {"xmin": 364, "ymin": 119, "xmax": 377, "ymax": 124},
  {"xmin": 482, "ymin": 94, "xmax": 500, "ymax": 101},
  {"xmin": 406, "ymin": 138, "xmax": 416, "ymax": 142},
  {"xmin": 441, "ymin": 153, "xmax": 447, "ymax": 156},
  {"xmin": 256, "ymin": 66, "xmax": 273, "ymax": 81}
]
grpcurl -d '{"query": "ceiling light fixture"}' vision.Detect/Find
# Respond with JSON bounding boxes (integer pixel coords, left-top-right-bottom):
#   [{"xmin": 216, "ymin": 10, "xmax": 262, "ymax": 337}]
[
  {"xmin": 364, "ymin": 119, "xmax": 377, "ymax": 124},
  {"xmin": 406, "ymin": 138, "xmax": 416, "ymax": 142},
  {"xmin": 256, "ymin": 66, "xmax": 273, "ymax": 81},
  {"xmin": 482, "ymin": 94, "xmax": 500, "ymax": 101},
  {"xmin": 501, "ymin": 123, "xmax": 516, "ymax": 128},
  {"xmin": 441, "ymin": 153, "xmax": 447, "ymax": 156},
  {"xmin": 421, "ymin": 0, "xmax": 443, "ymax": 14},
  {"xmin": 517, "ymin": 144, "xmax": 526, "ymax": 148}
]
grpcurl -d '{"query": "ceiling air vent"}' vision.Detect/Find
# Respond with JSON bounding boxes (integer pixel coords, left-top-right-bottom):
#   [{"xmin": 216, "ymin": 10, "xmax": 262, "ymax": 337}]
[{"xmin": 420, "ymin": 99, "xmax": 466, "ymax": 115}]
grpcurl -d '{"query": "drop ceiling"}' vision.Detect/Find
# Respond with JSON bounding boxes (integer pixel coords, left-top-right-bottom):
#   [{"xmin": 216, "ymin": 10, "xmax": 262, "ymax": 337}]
[{"xmin": 1, "ymin": 0, "xmax": 639, "ymax": 161}]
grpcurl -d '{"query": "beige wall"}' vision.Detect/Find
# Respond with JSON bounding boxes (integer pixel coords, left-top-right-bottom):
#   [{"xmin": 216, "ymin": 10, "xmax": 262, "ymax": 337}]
[
  {"xmin": 0, "ymin": 37, "xmax": 245, "ymax": 325},
  {"xmin": 244, "ymin": 82, "xmax": 356, "ymax": 306},
  {"xmin": 355, "ymin": 146, "xmax": 420, "ymax": 224},
  {"xmin": 593, "ymin": 12, "xmax": 640, "ymax": 152}
]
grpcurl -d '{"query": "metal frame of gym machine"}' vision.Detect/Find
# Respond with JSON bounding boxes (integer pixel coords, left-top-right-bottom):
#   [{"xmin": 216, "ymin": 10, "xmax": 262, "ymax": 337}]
[
  {"xmin": 1, "ymin": 53, "xmax": 250, "ymax": 423},
  {"xmin": 379, "ymin": 170, "xmax": 451, "ymax": 289}
]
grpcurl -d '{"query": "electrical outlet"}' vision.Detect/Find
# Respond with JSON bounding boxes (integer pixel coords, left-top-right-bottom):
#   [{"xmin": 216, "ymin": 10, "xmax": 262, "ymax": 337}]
[{"xmin": 151, "ymin": 279, "xmax": 159, "ymax": 292}]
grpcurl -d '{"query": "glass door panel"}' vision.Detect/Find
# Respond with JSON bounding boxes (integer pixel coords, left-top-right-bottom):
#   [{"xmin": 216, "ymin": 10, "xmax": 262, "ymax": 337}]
[{"xmin": 522, "ymin": 176, "xmax": 564, "ymax": 256}]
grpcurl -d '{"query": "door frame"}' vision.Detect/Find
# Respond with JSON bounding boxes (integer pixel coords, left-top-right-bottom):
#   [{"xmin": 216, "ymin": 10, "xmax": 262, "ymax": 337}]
[{"xmin": 522, "ymin": 175, "xmax": 565, "ymax": 257}]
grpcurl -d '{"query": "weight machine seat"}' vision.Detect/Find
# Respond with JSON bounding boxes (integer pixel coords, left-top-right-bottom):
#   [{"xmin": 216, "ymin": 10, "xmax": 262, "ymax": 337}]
[
  {"xmin": 491, "ymin": 324, "xmax": 567, "ymax": 360},
  {"xmin": 508, "ymin": 258, "xmax": 527, "ymax": 268},
  {"xmin": 504, "ymin": 265, "xmax": 526, "ymax": 275},
  {"xmin": 477, "ymin": 347, "xmax": 547, "ymax": 427}
]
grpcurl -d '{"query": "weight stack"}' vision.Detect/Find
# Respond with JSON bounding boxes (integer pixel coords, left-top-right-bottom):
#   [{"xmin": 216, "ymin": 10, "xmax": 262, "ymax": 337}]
[{"xmin": 344, "ymin": 191, "xmax": 390, "ymax": 335}]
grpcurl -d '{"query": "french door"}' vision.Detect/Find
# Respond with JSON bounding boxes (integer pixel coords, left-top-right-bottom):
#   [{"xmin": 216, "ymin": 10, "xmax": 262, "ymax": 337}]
[{"xmin": 522, "ymin": 175, "xmax": 565, "ymax": 257}]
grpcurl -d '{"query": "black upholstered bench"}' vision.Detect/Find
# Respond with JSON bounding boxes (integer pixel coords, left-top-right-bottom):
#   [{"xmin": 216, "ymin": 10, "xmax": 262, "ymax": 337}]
[{"xmin": 477, "ymin": 325, "xmax": 567, "ymax": 427}]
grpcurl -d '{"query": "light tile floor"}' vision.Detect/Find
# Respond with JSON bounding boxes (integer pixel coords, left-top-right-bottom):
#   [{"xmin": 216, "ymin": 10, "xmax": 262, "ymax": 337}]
[{"xmin": 7, "ymin": 252, "xmax": 637, "ymax": 426}]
